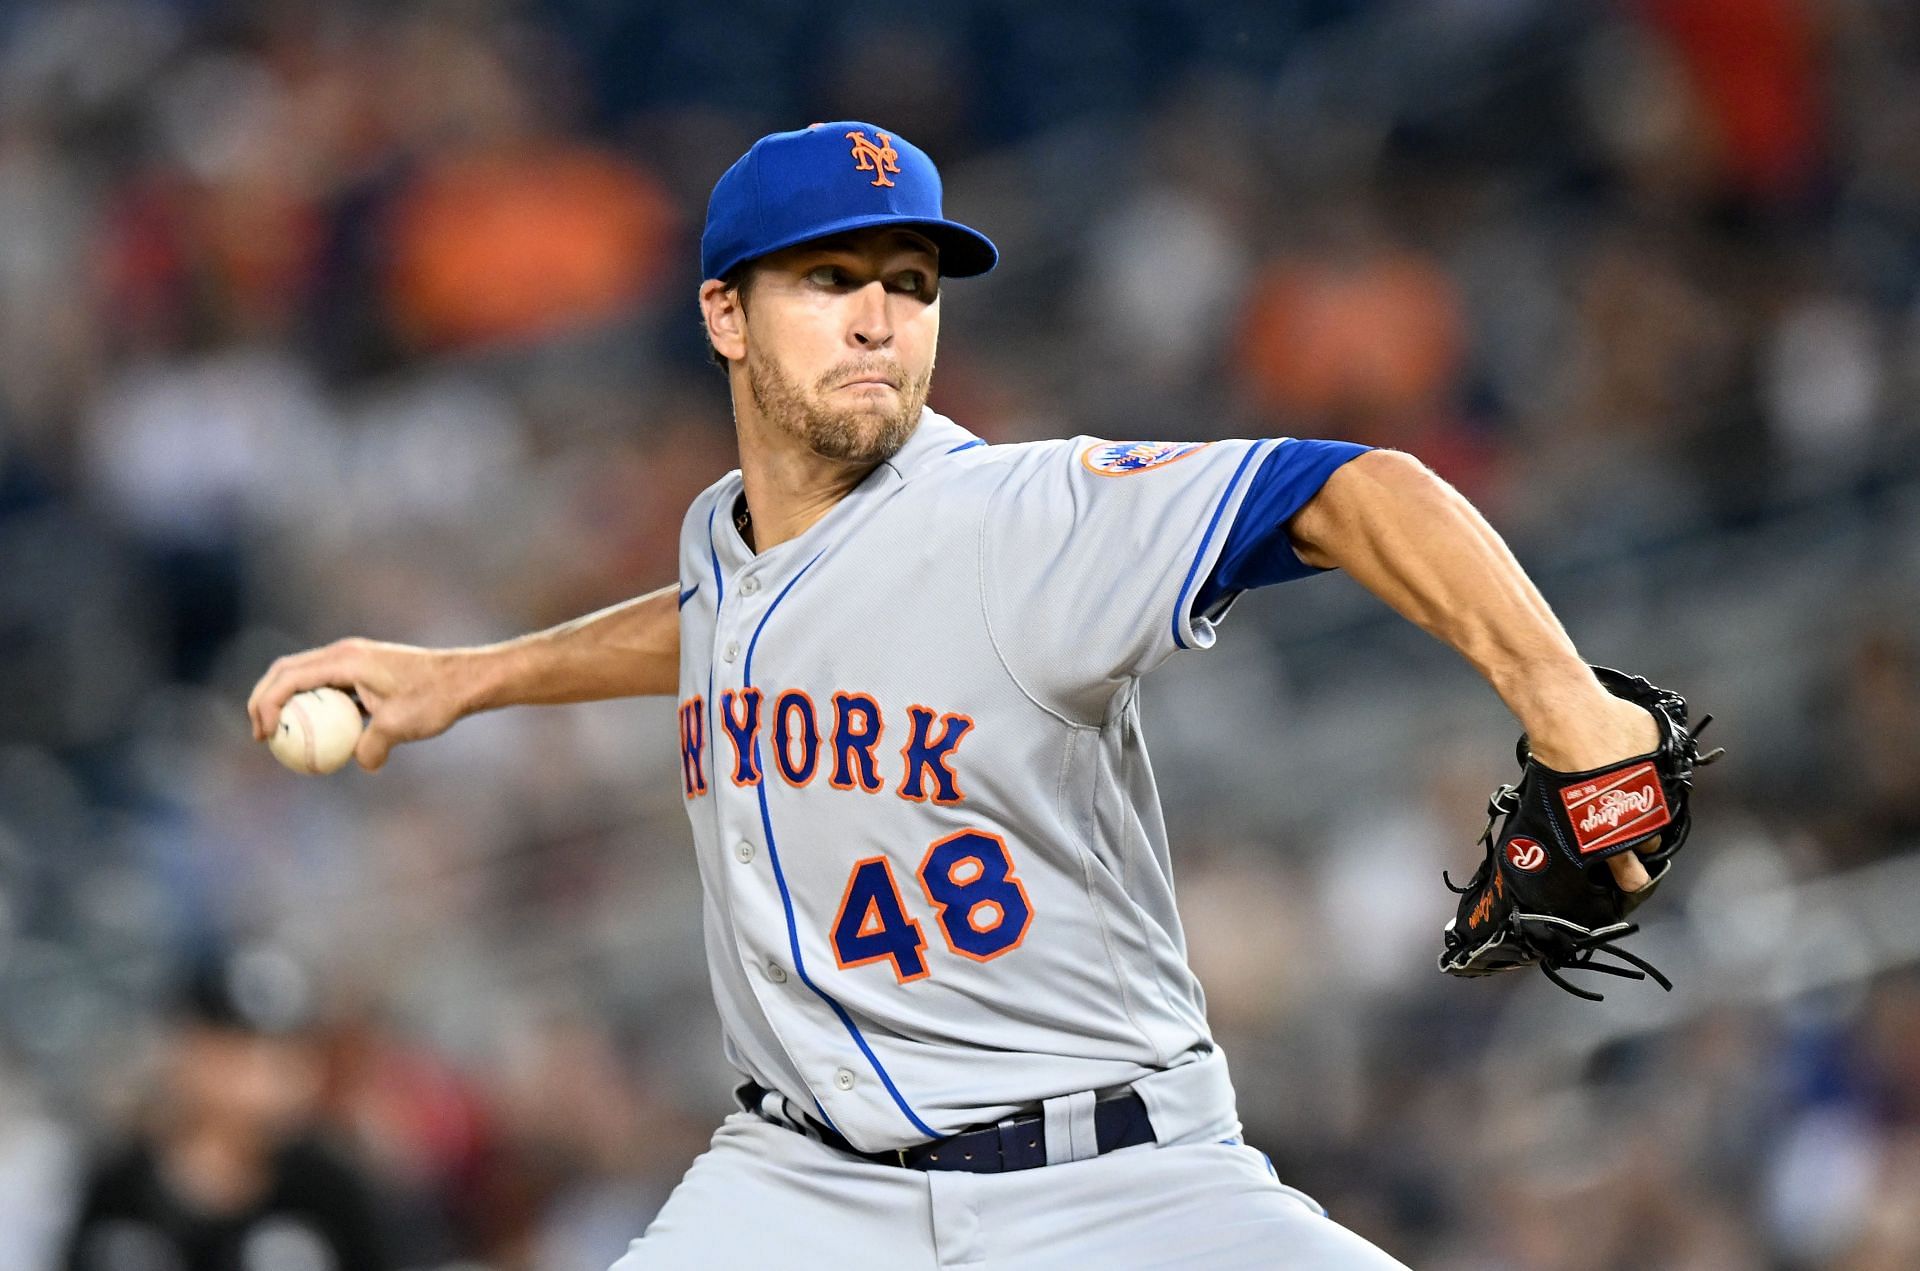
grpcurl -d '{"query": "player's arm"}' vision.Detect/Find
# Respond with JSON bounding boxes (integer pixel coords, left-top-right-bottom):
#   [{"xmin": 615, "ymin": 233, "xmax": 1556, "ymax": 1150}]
[
  {"xmin": 1283, "ymin": 449, "xmax": 1661, "ymax": 889},
  {"xmin": 246, "ymin": 584, "xmax": 682, "ymax": 771}
]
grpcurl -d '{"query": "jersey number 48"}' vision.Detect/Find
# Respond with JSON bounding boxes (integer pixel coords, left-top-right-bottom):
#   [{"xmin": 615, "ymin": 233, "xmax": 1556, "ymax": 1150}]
[{"xmin": 830, "ymin": 831, "xmax": 1033, "ymax": 982}]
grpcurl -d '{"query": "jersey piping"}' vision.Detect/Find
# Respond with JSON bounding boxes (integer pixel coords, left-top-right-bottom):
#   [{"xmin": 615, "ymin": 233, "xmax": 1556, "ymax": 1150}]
[
  {"xmin": 1170, "ymin": 441, "xmax": 1270, "ymax": 651},
  {"xmin": 705, "ymin": 502, "xmax": 725, "ymax": 796},
  {"xmin": 743, "ymin": 545, "xmax": 941, "ymax": 1141}
]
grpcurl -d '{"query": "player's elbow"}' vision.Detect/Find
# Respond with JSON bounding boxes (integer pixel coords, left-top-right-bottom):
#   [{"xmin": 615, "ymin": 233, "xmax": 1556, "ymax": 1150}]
[
  {"xmin": 1331, "ymin": 448, "xmax": 1459, "ymax": 512},
  {"xmin": 1286, "ymin": 447, "xmax": 1453, "ymax": 568},
  {"xmin": 1348, "ymin": 446, "xmax": 1434, "ymax": 485}
]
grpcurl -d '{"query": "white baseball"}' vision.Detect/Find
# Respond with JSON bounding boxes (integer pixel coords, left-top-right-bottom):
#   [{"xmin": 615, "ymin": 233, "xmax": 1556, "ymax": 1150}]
[{"xmin": 268, "ymin": 687, "xmax": 364, "ymax": 775}]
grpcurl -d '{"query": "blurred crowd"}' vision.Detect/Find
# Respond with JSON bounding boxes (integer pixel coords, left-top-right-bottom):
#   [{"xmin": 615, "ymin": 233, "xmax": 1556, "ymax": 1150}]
[{"xmin": 3, "ymin": 0, "xmax": 1920, "ymax": 1267}]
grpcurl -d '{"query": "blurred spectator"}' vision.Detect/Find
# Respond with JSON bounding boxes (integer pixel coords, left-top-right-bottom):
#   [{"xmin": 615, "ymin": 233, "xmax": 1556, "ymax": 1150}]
[
  {"xmin": 1235, "ymin": 223, "xmax": 1466, "ymax": 440},
  {"xmin": 379, "ymin": 24, "xmax": 678, "ymax": 353},
  {"xmin": 1841, "ymin": 628, "xmax": 1920, "ymax": 847},
  {"xmin": 60, "ymin": 948, "xmax": 392, "ymax": 1271},
  {"xmin": 1635, "ymin": 0, "xmax": 1826, "ymax": 202},
  {"xmin": 384, "ymin": 144, "xmax": 677, "ymax": 352},
  {"xmin": 0, "ymin": 1064, "xmax": 79, "ymax": 1271}
]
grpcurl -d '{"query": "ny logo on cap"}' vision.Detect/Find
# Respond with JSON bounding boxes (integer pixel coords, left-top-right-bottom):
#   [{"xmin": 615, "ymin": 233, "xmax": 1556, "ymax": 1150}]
[{"xmin": 846, "ymin": 130, "xmax": 900, "ymax": 187}]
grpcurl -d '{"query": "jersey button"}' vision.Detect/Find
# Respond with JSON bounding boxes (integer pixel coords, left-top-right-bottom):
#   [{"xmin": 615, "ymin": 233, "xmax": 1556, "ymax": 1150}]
[
  {"xmin": 741, "ymin": 576, "xmax": 761, "ymax": 596},
  {"xmin": 833, "ymin": 1068, "xmax": 855, "ymax": 1091},
  {"xmin": 723, "ymin": 641, "xmax": 739, "ymax": 663},
  {"xmin": 734, "ymin": 840, "xmax": 755, "ymax": 863},
  {"xmin": 765, "ymin": 961, "xmax": 787, "ymax": 984}
]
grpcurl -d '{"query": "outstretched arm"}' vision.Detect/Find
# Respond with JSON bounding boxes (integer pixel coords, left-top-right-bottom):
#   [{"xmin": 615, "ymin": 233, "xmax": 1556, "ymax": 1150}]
[
  {"xmin": 1284, "ymin": 449, "xmax": 1660, "ymax": 890},
  {"xmin": 247, "ymin": 584, "xmax": 682, "ymax": 771}
]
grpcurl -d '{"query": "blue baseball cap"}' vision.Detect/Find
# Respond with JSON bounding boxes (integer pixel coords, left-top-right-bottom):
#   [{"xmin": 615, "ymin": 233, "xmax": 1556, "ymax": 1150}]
[{"xmin": 701, "ymin": 121, "xmax": 998, "ymax": 282}]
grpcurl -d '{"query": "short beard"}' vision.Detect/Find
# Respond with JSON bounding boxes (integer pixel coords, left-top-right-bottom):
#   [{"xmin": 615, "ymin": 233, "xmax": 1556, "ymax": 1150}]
[{"xmin": 745, "ymin": 350, "xmax": 931, "ymax": 465}]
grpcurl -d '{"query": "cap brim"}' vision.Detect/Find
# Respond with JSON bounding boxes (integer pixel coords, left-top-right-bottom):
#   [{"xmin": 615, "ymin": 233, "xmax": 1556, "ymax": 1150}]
[{"xmin": 710, "ymin": 212, "xmax": 998, "ymax": 282}]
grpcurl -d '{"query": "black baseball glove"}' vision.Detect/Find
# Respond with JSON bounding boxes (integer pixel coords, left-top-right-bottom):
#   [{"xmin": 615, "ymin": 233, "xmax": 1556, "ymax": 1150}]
[{"xmin": 1437, "ymin": 667, "xmax": 1724, "ymax": 1000}]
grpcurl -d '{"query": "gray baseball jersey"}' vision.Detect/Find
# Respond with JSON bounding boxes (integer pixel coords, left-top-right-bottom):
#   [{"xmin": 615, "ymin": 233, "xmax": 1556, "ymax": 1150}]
[{"xmin": 674, "ymin": 408, "xmax": 1284, "ymax": 1154}]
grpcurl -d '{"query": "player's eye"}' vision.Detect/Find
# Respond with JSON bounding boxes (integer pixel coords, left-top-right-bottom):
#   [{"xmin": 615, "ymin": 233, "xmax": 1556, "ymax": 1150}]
[
  {"xmin": 806, "ymin": 265, "xmax": 849, "ymax": 288},
  {"xmin": 891, "ymin": 271, "xmax": 928, "ymax": 295}
]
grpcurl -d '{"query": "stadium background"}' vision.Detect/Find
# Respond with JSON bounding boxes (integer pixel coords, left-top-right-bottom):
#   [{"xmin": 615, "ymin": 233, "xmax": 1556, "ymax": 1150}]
[{"xmin": 3, "ymin": 0, "xmax": 1919, "ymax": 1266}]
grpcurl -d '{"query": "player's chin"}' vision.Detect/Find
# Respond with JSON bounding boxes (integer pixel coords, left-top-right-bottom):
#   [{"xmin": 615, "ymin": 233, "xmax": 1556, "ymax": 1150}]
[{"xmin": 808, "ymin": 410, "xmax": 913, "ymax": 463}]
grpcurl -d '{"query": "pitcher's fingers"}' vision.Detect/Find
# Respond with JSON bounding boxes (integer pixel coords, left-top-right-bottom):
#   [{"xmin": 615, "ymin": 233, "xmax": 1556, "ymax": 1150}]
[
  {"xmin": 249, "ymin": 660, "xmax": 305, "ymax": 739},
  {"xmin": 248, "ymin": 669, "xmax": 305, "ymax": 739},
  {"xmin": 250, "ymin": 656, "xmax": 321, "ymax": 739},
  {"xmin": 354, "ymin": 724, "xmax": 393, "ymax": 772},
  {"xmin": 250, "ymin": 645, "xmax": 355, "ymax": 739},
  {"xmin": 247, "ymin": 661, "xmax": 287, "ymax": 737},
  {"xmin": 1606, "ymin": 850, "xmax": 1652, "ymax": 893}
]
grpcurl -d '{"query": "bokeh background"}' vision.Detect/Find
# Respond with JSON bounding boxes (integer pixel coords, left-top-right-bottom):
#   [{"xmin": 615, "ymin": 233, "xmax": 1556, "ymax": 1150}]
[{"xmin": 3, "ymin": 0, "xmax": 1919, "ymax": 1267}]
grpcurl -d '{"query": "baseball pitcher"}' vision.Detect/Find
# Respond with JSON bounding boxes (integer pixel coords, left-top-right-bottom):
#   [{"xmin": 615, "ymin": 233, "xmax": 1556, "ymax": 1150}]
[{"xmin": 250, "ymin": 122, "xmax": 1715, "ymax": 1269}]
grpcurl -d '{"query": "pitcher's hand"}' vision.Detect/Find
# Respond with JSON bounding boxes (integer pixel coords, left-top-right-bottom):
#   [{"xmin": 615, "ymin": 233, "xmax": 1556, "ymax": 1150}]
[
  {"xmin": 248, "ymin": 639, "xmax": 475, "ymax": 771},
  {"xmin": 1527, "ymin": 693, "xmax": 1664, "ymax": 893}
]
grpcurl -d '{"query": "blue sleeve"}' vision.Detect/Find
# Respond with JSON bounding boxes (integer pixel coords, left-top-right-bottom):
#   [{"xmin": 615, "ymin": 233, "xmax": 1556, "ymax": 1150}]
[{"xmin": 1191, "ymin": 439, "xmax": 1372, "ymax": 615}]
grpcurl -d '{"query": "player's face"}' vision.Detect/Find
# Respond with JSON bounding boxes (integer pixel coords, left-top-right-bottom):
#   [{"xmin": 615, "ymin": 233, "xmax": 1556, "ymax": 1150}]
[
  {"xmin": 167, "ymin": 1026, "xmax": 321, "ymax": 1134},
  {"xmin": 732, "ymin": 229, "xmax": 941, "ymax": 465}
]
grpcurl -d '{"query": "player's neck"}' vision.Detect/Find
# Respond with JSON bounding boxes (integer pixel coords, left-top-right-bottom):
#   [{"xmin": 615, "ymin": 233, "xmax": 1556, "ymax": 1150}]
[{"xmin": 732, "ymin": 417, "xmax": 879, "ymax": 553}]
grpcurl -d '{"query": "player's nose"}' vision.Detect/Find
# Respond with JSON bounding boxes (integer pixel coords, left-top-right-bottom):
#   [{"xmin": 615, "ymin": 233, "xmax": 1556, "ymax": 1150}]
[{"xmin": 848, "ymin": 279, "xmax": 894, "ymax": 348}]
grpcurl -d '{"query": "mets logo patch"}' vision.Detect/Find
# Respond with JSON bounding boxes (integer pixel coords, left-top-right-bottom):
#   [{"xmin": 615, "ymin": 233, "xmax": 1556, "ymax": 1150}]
[
  {"xmin": 1080, "ymin": 440, "xmax": 1208, "ymax": 477},
  {"xmin": 846, "ymin": 129, "xmax": 900, "ymax": 188}
]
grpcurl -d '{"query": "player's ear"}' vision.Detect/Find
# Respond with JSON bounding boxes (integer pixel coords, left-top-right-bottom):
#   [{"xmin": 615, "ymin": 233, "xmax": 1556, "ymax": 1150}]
[{"xmin": 701, "ymin": 277, "xmax": 749, "ymax": 363}]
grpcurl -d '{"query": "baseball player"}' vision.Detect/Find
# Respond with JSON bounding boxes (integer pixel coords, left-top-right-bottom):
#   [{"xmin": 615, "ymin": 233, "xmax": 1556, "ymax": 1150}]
[{"xmin": 250, "ymin": 122, "xmax": 1683, "ymax": 1268}]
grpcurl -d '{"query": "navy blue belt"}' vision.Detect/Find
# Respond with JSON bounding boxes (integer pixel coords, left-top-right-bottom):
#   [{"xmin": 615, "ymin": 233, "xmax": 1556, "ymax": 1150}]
[{"xmin": 739, "ymin": 1080, "xmax": 1156, "ymax": 1173}]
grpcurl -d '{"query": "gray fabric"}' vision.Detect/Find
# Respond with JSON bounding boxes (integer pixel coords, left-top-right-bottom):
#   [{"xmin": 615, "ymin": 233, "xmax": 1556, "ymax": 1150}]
[
  {"xmin": 612, "ymin": 1113, "xmax": 1408, "ymax": 1269},
  {"xmin": 1040, "ymin": 1089, "xmax": 1096, "ymax": 1165},
  {"xmin": 674, "ymin": 410, "xmax": 1274, "ymax": 1152}
]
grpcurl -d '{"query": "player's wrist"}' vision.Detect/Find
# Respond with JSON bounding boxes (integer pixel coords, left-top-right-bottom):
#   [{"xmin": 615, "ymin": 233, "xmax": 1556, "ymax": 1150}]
[
  {"xmin": 1525, "ymin": 695, "xmax": 1660, "ymax": 772},
  {"xmin": 1496, "ymin": 661, "xmax": 1658, "ymax": 772},
  {"xmin": 449, "ymin": 643, "xmax": 517, "ymax": 718}
]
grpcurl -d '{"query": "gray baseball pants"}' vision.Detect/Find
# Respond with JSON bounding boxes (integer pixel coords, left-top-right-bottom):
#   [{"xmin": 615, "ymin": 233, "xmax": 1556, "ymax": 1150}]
[{"xmin": 610, "ymin": 1110, "xmax": 1408, "ymax": 1269}]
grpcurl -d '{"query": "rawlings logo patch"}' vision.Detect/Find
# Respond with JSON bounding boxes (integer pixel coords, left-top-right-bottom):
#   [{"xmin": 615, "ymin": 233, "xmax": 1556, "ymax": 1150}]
[
  {"xmin": 1558, "ymin": 762, "xmax": 1672, "ymax": 855},
  {"xmin": 1080, "ymin": 440, "xmax": 1207, "ymax": 477},
  {"xmin": 1504, "ymin": 837, "xmax": 1547, "ymax": 873}
]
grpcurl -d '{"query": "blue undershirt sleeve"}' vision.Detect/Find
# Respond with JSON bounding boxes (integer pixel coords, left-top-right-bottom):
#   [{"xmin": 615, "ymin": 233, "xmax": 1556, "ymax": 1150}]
[{"xmin": 1192, "ymin": 439, "xmax": 1372, "ymax": 616}]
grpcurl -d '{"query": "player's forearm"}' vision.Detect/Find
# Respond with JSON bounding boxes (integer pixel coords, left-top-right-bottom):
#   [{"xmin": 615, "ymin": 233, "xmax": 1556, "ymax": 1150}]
[
  {"xmin": 1285, "ymin": 450, "xmax": 1630, "ymax": 764},
  {"xmin": 466, "ymin": 584, "xmax": 682, "ymax": 711}
]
